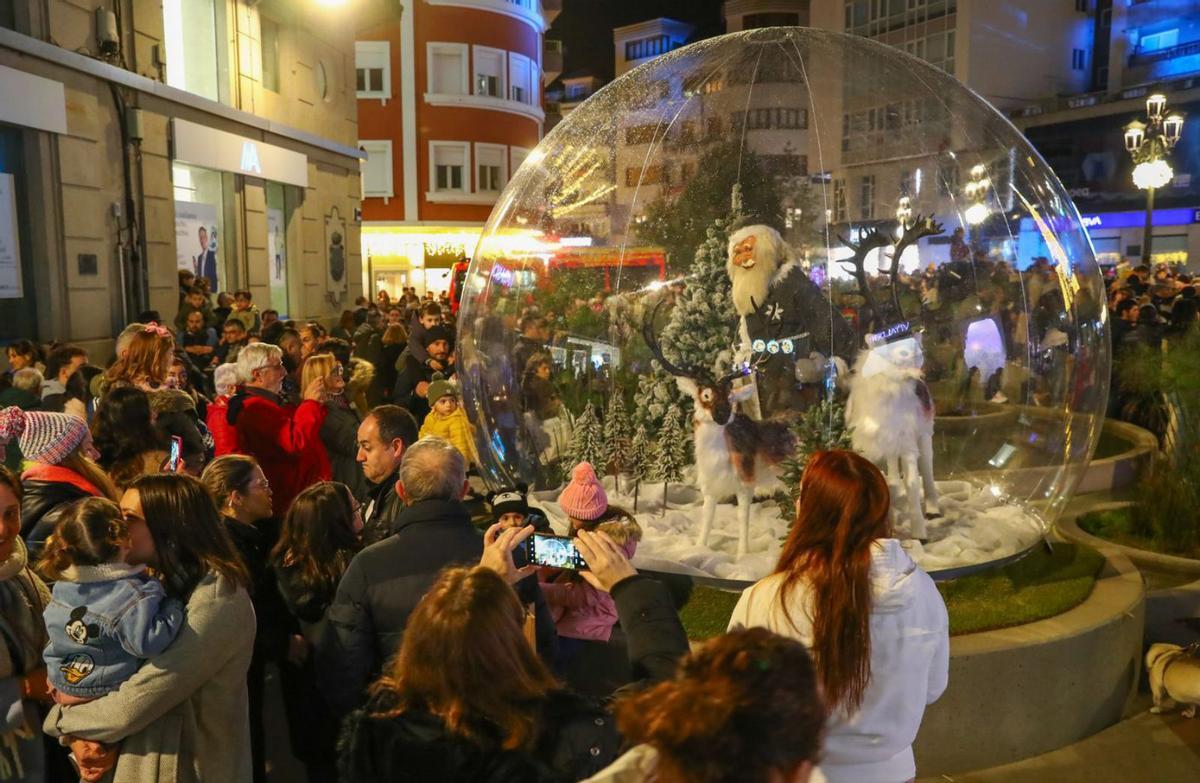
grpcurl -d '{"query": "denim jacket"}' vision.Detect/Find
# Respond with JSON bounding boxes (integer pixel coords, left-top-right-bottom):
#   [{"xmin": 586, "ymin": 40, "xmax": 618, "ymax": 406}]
[{"xmin": 43, "ymin": 562, "xmax": 186, "ymax": 698}]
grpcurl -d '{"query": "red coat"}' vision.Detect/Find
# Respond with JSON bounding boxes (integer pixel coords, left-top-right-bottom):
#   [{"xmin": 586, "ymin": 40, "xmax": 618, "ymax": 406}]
[
  {"xmin": 207, "ymin": 396, "xmax": 239, "ymax": 457},
  {"xmin": 229, "ymin": 388, "xmax": 330, "ymax": 517}
]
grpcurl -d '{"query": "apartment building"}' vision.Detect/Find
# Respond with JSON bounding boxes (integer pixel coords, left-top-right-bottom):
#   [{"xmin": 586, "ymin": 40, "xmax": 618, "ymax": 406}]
[
  {"xmin": 0, "ymin": 0, "xmax": 364, "ymax": 352},
  {"xmin": 356, "ymin": 0, "xmax": 560, "ymax": 297}
]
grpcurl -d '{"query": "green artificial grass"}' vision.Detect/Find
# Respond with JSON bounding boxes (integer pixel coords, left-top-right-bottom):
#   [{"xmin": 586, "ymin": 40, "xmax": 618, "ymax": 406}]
[
  {"xmin": 679, "ymin": 542, "xmax": 1105, "ymax": 641},
  {"xmin": 1078, "ymin": 507, "xmax": 1200, "ymax": 560}
]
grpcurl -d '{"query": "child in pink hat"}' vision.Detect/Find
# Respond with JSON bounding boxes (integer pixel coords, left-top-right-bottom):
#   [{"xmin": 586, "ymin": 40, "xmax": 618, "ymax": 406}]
[{"xmin": 543, "ymin": 462, "xmax": 641, "ymax": 653}]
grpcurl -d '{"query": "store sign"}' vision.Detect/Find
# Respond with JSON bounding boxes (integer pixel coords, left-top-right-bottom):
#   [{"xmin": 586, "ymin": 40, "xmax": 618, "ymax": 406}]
[
  {"xmin": 0, "ymin": 65, "xmax": 67, "ymax": 135},
  {"xmin": 1077, "ymin": 208, "xmax": 1200, "ymax": 230},
  {"xmin": 172, "ymin": 119, "xmax": 308, "ymax": 187}
]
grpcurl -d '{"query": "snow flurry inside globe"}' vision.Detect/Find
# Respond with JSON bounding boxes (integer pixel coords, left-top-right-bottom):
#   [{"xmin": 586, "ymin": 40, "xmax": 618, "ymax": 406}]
[{"xmin": 458, "ymin": 27, "xmax": 1109, "ymax": 583}]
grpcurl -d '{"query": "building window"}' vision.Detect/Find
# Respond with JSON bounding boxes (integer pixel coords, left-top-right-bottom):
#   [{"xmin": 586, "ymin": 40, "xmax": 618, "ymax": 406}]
[
  {"xmin": 937, "ymin": 163, "xmax": 958, "ymax": 196},
  {"xmin": 510, "ymin": 146, "xmax": 531, "ymax": 174},
  {"xmin": 359, "ymin": 140, "xmax": 394, "ymax": 198},
  {"xmin": 625, "ymin": 35, "xmax": 676, "ymax": 61},
  {"xmin": 833, "ymin": 179, "xmax": 847, "ymax": 223},
  {"xmin": 1071, "ymin": 48, "xmax": 1086, "ymax": 70},
  {"xmin": 431, "ymin": 142, "xmax": 469, "ymax": 192},
  {"xmin": 859, "ymin": 175, "xmax": 875, "ymax": 220},
  {"xmin": 427, "ymin": 43, "xmax": 468, "ymax": 95},
  {"xmin": 625, "ymin": 166, "xmax": 664, "ymax": 187},
  {"xmin": 356, "ymin": 41, "xmax": 390, "ymax": 99},
  {"xmin": 565, "ymin": 82, "xmax": 587, "ymax": 99},
  {"xmin": 261, "ymin": 17, "xmax": 280, "ymax": 93},
  {"xmin": 625, "ymin": 124, "xmax": 657, "ymax": 144},
  {"xmin": 1139, "ymin": 29, "xmax": 1179, "ymax": 52},
  {"xmin": 899, "ymin": 169, "xmax": 912, "ymax": 196},
  {"xmin": 509, "ymin": 52, "xmax": 533, "ymax": 104},
  {"xmin": 162, "ymin": 0, "xmax": 223, "ymax": 101},
  {"xmin": 473, "ymin": 45, "xmax": 505, "ymax": 98},
  {"xmin": 475, "ymin": 143, "xmax": 507, "ymax": 193},
  {"xmin": 1074, "ymin": 0, "xmax": 1089, "ymax": 11}
]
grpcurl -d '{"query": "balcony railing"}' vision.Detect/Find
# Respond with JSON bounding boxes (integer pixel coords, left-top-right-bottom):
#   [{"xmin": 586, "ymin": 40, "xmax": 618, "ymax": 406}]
[{"xmin": 1129, "ymin": 39, "xmax": 1200, "ymax": 66}]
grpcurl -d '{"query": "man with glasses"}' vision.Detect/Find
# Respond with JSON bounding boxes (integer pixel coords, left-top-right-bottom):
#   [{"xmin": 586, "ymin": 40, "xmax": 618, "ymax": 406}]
[{"xmin": 227, "ymin": 343, "xmax": 330, "ymax": 516}]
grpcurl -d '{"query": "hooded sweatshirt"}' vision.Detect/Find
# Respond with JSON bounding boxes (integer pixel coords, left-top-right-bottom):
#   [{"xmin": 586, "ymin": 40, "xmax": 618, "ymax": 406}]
[{"xmin": 728, "ymin": 539, "xmax": 949, "ymax": 783}]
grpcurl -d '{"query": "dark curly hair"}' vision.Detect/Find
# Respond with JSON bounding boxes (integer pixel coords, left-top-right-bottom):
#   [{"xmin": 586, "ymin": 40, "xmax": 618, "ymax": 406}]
[
  {"xmin": 614, "ymin": 627, "xmax": 826, "ymax": 783},
  {"xmin": 91, "ymin": 385, "xmax": 166, "ymax": 487}
]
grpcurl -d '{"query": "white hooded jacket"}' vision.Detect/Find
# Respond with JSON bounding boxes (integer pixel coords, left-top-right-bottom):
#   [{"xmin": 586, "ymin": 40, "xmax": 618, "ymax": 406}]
[{"xmin": 729, "ymin": 538, "xmax": 949, "ymax": 783}]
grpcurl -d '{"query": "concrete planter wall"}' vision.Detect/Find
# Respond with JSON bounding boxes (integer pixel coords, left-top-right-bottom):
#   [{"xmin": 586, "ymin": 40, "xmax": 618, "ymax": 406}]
[
  {"xmin": 1058, "ymin": 502, "xmax": 1200, "ymax": 650},
  {"xmin": 913, "ymin": 548, "xmax": 1145, "ymax": 776}
]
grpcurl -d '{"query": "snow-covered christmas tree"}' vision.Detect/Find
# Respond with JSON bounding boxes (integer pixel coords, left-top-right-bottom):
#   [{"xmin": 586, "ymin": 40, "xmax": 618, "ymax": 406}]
[
  {"xmin": 650, "ymin": 404, "xmax": 689, "ymax": 507},
  {"xmin": 775, "ymin": 398, "xmax": 854, "ymax": 522},
  {"xmin": 603, "ymin": 392, "xmax": 632, "ymax": 475},
  {"xmin": 567, "ymin": 404, "xmax": 606, "ymax": 471},
  {"xmin": 633, "ymin": 187, "xmax": 744, "ymax": 437},
  {"xmin": 626, "ymin": 423, "xmax": 652, "ymax": 512}
]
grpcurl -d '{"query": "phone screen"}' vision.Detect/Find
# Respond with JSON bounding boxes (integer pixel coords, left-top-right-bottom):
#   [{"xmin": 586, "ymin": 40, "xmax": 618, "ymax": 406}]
[
  {"xmin": 530, "ymin": 533, "xmax": 588, "ymax": 571},
  {"xmin": 167, "ymin": 436, "xmax": 183, "ymax": 472}
]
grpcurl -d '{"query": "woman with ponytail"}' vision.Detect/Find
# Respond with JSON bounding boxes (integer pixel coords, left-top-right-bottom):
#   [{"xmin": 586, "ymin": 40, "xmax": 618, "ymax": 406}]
[
  {"xmin": 728, "ymin": 450, "xmax": 949, "ymax": 783},
  {"xmin": 585, "ymin": 627, "xmax": 826, "ymax": 783},
  {"xmin": 0, "ymin": 407, "xmax": 119, "ymax": 558}
]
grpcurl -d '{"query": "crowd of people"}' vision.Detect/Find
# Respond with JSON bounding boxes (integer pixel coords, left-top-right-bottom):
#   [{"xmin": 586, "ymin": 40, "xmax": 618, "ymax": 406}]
[{"xmin": 0, "ymin": 271, "xmax": 952, "ymax": 783}]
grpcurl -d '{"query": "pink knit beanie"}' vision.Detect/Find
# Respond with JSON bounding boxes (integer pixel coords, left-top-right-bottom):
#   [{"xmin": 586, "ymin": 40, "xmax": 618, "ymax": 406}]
[
  {"xmin": 0, "ymin": 406, "xmax": 90, "ymax": 465},
  {"xmin": 559, "ymin": 462, "xmax": 608, "ymax": 521}
]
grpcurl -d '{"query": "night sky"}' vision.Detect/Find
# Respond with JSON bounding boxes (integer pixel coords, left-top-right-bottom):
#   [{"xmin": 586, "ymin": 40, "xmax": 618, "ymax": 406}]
[{"xmin": 548, "ymin": 0, "xmax": 725, "ymax": 83}]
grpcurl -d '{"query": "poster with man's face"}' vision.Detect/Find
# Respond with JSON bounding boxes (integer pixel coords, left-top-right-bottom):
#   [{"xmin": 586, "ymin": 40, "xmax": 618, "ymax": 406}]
[{"xmin": 175, "ymin": 201, "xmax": 220, "ymax": 291}]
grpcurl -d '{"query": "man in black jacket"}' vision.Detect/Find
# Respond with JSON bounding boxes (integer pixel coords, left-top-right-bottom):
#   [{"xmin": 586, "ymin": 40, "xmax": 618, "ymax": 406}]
[
  {"xmin": 393, "ymin": 325, "xmax": 454, "ymax": 425},
  {"xmin": 320, "ymin": 436, "xmax": 554, "ymax": 716},
  {"xmin": 355, "ymin": 404, "xmax": 418, "ymax": 546}
]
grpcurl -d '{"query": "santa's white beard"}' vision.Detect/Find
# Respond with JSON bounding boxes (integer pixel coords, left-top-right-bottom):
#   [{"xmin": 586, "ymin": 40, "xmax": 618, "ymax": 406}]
[{"xmin": 730, "ymin": 260, "xmax": 774, "ymax": 316}]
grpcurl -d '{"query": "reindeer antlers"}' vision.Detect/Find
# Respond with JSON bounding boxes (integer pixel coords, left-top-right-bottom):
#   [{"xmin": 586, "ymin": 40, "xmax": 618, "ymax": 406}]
[
  {"xmin": 888, "ymin": 214, "xmax": 944, "ymax": 320},
  {"xmin": 642, "ymin": 298, "xmax": 710, "ymax": 383},
  {"xmin": 837, "ymin": 227, "xmax": 890, "ymax": 331}
]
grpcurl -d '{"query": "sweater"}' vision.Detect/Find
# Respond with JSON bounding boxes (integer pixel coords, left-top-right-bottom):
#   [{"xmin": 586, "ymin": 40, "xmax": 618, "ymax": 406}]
[
  {"xmin": 541, "ymin": 516, "xmax": 641, "ymax": 643},
  {"xmin": 418, "ymin": 405, "xmax": 479, "ymax": 467},
  {"xmin": 44, "ymin": 572, "xmax": 255, "ymax": 783},
  {"xmin": 728, "ymin": 539, "xmax": 949, "ymax": 783},
  {"xmin": 228, "ymin": 387, "xmax": 329, "ymax": 516}
]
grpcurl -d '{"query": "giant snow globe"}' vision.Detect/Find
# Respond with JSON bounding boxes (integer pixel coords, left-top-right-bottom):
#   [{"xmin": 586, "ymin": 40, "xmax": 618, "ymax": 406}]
[{"xmin": 458, "ymin": 27, "xmax": 1109, "ymax": 582}]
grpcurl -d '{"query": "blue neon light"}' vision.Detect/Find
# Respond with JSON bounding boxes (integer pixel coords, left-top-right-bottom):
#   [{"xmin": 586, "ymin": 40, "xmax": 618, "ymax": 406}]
[{"xmin": 1019, "ymin": 208, "xmax": 1200, "ymax": 234}]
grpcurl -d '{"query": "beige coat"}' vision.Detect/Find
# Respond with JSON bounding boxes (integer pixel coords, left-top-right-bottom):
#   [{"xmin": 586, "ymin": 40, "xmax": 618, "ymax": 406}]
[{"xmin": 44, "ymin": 572, "xmax": 255, "ymax": 783}]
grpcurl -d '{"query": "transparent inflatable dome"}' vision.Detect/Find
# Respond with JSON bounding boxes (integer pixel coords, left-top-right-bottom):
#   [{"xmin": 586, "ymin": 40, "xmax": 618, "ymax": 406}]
[{"xmin": 458, "ymin": 27, "xmax": 1109, "ymax": 581}]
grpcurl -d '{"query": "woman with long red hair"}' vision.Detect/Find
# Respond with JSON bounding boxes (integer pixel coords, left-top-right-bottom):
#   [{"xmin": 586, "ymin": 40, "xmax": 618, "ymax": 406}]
[{"xmin": 729, "ymin": 449, "xmax": 949, "ymax": 783}]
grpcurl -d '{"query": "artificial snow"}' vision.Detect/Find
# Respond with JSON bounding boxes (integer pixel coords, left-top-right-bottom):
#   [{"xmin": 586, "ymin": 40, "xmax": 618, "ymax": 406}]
[{"xmin": 532, "ymin": 473, "xmax": 1047, "ymax": 583}]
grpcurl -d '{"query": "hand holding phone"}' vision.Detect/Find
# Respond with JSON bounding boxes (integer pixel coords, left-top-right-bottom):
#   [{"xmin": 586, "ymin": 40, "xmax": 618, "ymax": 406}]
[
  {"xmin": 528, "ymin": 533, "xmax": 589, "ymax": 571},
  {"xmin": 166, "ymin": 436, "xmax": 183, "ymax": 473}
]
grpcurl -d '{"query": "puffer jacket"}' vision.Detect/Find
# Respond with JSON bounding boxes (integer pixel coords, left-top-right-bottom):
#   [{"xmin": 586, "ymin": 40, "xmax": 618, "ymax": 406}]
[
  {"xmin": 207, "ymin": 395, "xmax": 239, "ymax": 457},
  {"xmin": 418, "ymin": 405, "xmax": 479, "ymax": 467},
  {"xmin": 541, "ymin": 514, "xmax": 642, "ymax": 643},
  {"xmin": 19, "ymin": 463, "xmax": 105, "ymax": 557},
  {"xmin": 337, "ymin": 575, "xmax": 688, "ymax": 783}
]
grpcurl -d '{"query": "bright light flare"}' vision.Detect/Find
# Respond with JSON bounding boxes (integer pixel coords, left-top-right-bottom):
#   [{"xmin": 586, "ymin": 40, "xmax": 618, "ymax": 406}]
[{"xmin": 1132, "ymin": 159, "xmax": 1173, "ymax": 190}]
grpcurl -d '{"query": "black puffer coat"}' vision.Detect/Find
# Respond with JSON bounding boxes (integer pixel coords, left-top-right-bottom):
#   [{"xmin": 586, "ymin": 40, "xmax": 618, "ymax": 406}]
[
  {"xmin": 338, "ymin": 575, "xmax": 688, "ymax": 783},
  {"xmin": 19, "ymin": 466, "xmax": 103, "ymax": 558}
]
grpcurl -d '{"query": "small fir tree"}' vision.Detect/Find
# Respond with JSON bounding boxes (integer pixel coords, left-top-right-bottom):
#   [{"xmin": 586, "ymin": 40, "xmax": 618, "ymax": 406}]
[
  {"xmin": 603, "ymin": 391, "xmax": 633, "ymax": 475},
  {"xmin": 775, "ymin": 399, "xmax": 855, "ymax": 523},
  {"xmin": 651, "ymin": 405, "xmax": 689, "ymax": 512},
  {"xmin": 567, "ymin": 404, "xmax": 606, "ymax": 471},
  {"xmin": 626, "ymin": 424, "xmax": 652, "ymax": 513}
]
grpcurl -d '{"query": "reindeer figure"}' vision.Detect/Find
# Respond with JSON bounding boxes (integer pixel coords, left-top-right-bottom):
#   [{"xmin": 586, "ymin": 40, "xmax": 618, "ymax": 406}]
[
  {"xmin": 643, "ymin": 302, "xmax": 796, "ymax": 558},
  {"xmin": 837, "ymin": 228, "xmax": 891, "ymax": 332},
  {"xmin": 845, "ymin": 324, "xmax": 942, "ymax": 540}
]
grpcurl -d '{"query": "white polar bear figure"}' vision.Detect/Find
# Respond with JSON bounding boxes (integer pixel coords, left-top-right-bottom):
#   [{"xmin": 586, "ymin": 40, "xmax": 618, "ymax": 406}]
[{"xmin": 845, "ymin": 329, "xmax": 941, "ymax": 539}]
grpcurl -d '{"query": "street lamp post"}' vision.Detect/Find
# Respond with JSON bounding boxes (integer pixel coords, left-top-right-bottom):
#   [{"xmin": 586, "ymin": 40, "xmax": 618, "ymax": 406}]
[{"xmin": 1124, "ymin": 94, "xmax": 1185, "ymax": 265}]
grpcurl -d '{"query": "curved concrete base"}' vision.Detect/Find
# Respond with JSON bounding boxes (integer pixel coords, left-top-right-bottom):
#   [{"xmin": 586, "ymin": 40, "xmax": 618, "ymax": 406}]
[
  {"xmin": 913, "ymin": 547, "xmax": 1145, "ymax": 776},
  {"xmin": 1057, "ymin": 501, "xmax": 1200, "ymax": 580}
]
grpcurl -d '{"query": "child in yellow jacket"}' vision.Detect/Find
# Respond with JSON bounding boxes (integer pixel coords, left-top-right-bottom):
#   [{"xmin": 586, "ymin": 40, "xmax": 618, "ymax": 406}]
[{"xmin": 419, "ymin": 375, "xmax": 480, "ymax": 468}]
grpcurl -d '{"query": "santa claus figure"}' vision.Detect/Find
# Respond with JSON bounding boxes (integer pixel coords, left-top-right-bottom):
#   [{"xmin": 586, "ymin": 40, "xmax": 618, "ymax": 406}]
[{"xmin": 727, "ymin": 222, "xmax": 856, "ymax": 416}]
